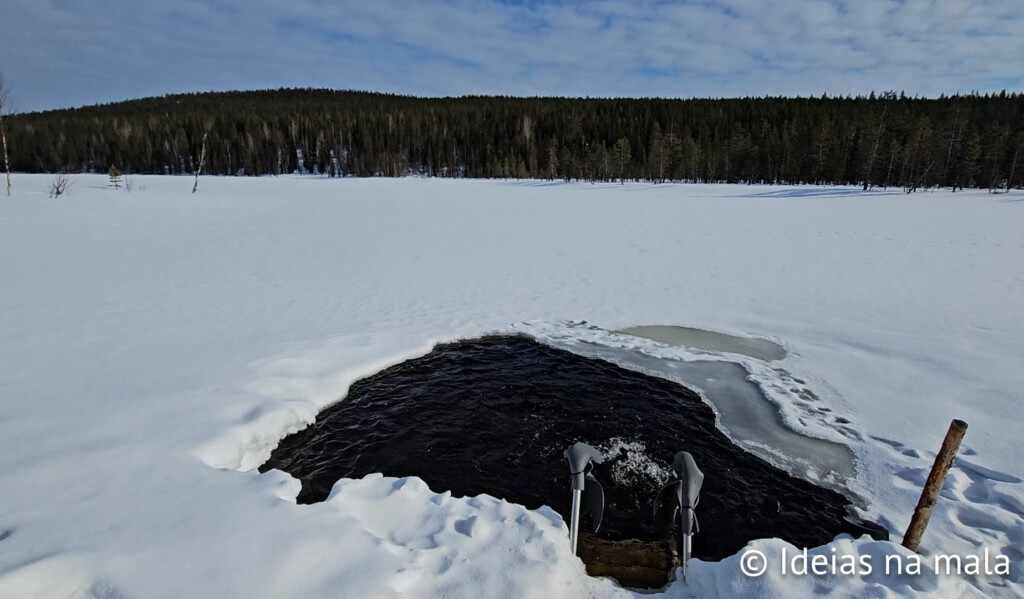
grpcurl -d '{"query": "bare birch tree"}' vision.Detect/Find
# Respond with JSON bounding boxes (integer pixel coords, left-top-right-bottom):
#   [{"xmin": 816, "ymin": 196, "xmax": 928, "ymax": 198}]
[
  {"xmin": 942, "ymin": 109, "xmax": 964, "ymax": 190},
  {"xmin": 862, "ymin": 104, "xmax": 886, "ymax": 191},
  {"xmin": 613, "ymin": 137, "xmax": 631, "ymax": 184},
  {"xmin": 1008, "ymin": 134, "xmax": 1023, "ymax": 192},
  {"xmin": 0, "ymin": 74, "xmax": 12, "ymax": 196},
  {"xmin": 192, "ymin": 120, "xmax": 213, "ymax": 194}
]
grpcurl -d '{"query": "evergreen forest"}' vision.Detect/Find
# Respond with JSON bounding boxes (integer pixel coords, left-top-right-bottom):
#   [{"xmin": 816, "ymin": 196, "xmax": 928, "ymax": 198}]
[{"xmin": 6, "ymin": 89, "xmax": 1024, "ymax": 190}]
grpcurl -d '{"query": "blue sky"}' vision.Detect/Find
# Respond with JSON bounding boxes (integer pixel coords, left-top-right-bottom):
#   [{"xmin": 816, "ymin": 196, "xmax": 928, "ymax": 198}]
[{"xmin": 1, "ymin": 0, "xmax": 1022, "ymax": 112}]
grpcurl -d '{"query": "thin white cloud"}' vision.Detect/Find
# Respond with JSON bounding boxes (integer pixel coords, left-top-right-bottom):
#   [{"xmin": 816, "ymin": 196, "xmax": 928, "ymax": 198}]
[{"xmin": 0, "ymin": 0, "xmax": 1021, "ymax": 111}]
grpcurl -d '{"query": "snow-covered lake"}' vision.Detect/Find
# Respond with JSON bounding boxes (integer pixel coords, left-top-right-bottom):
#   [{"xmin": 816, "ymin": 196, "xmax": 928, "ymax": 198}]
[{"xmin": 0, "ymin": 175, "xmax": 1021, "ymax": 598}]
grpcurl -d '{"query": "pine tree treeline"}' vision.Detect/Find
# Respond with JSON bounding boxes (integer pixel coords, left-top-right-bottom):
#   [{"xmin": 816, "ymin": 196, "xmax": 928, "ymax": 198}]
[{"xmin": 7, "ymin": 89, "xmax": 1024, "ymax": 190}]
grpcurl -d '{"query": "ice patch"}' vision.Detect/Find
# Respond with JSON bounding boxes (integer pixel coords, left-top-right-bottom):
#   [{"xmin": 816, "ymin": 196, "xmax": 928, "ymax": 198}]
[
  {"xmin": 616, "ymin": 325, "xmax": 787, "ymax": 362},
  {"xmin": 514, "ymin": 320, "xmax": 858, "ymax": 493}
]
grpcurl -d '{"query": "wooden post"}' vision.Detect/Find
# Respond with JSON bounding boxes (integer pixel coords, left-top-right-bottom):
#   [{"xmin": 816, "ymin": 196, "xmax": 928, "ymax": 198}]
[{"xmin": 902, "ymin": 419, "xmax": 968, "ymax": 552}]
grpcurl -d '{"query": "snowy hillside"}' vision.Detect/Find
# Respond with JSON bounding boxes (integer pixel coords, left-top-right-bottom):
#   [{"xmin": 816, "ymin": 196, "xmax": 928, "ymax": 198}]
[{"xmin": 0, "ymin": 175, "xmax": 1021, "ymax": 598}]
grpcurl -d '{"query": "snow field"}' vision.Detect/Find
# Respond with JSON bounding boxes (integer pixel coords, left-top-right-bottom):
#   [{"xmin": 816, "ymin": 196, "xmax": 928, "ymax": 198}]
[{"xmin": 0, "ymin": 175, "xmax": 1022, "ymax": 597}]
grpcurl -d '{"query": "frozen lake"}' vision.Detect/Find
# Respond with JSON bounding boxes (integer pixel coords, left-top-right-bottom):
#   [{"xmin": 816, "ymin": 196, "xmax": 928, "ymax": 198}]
[{"xmin": 0, "ymin": 176, "xmax": 1019, "ymax": 598}]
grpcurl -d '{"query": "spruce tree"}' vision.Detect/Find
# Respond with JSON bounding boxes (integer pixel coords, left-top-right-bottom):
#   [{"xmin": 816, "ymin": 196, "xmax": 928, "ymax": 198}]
[{"xmin": 108, "ymin": 165, "xmax": 121, "ymax": 189}]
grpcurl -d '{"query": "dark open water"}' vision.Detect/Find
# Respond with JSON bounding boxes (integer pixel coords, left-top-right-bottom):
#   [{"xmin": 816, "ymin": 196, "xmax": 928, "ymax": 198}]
[{"xmin": 262, "ymin": 335, "xmax": 884, "ymax": 561}]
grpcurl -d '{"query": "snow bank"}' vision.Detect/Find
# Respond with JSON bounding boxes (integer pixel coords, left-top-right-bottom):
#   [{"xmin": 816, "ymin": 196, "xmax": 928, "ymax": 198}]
[{"xmin": 1, "ymin": 175, "xmax": 1022, "ymax": 598}]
